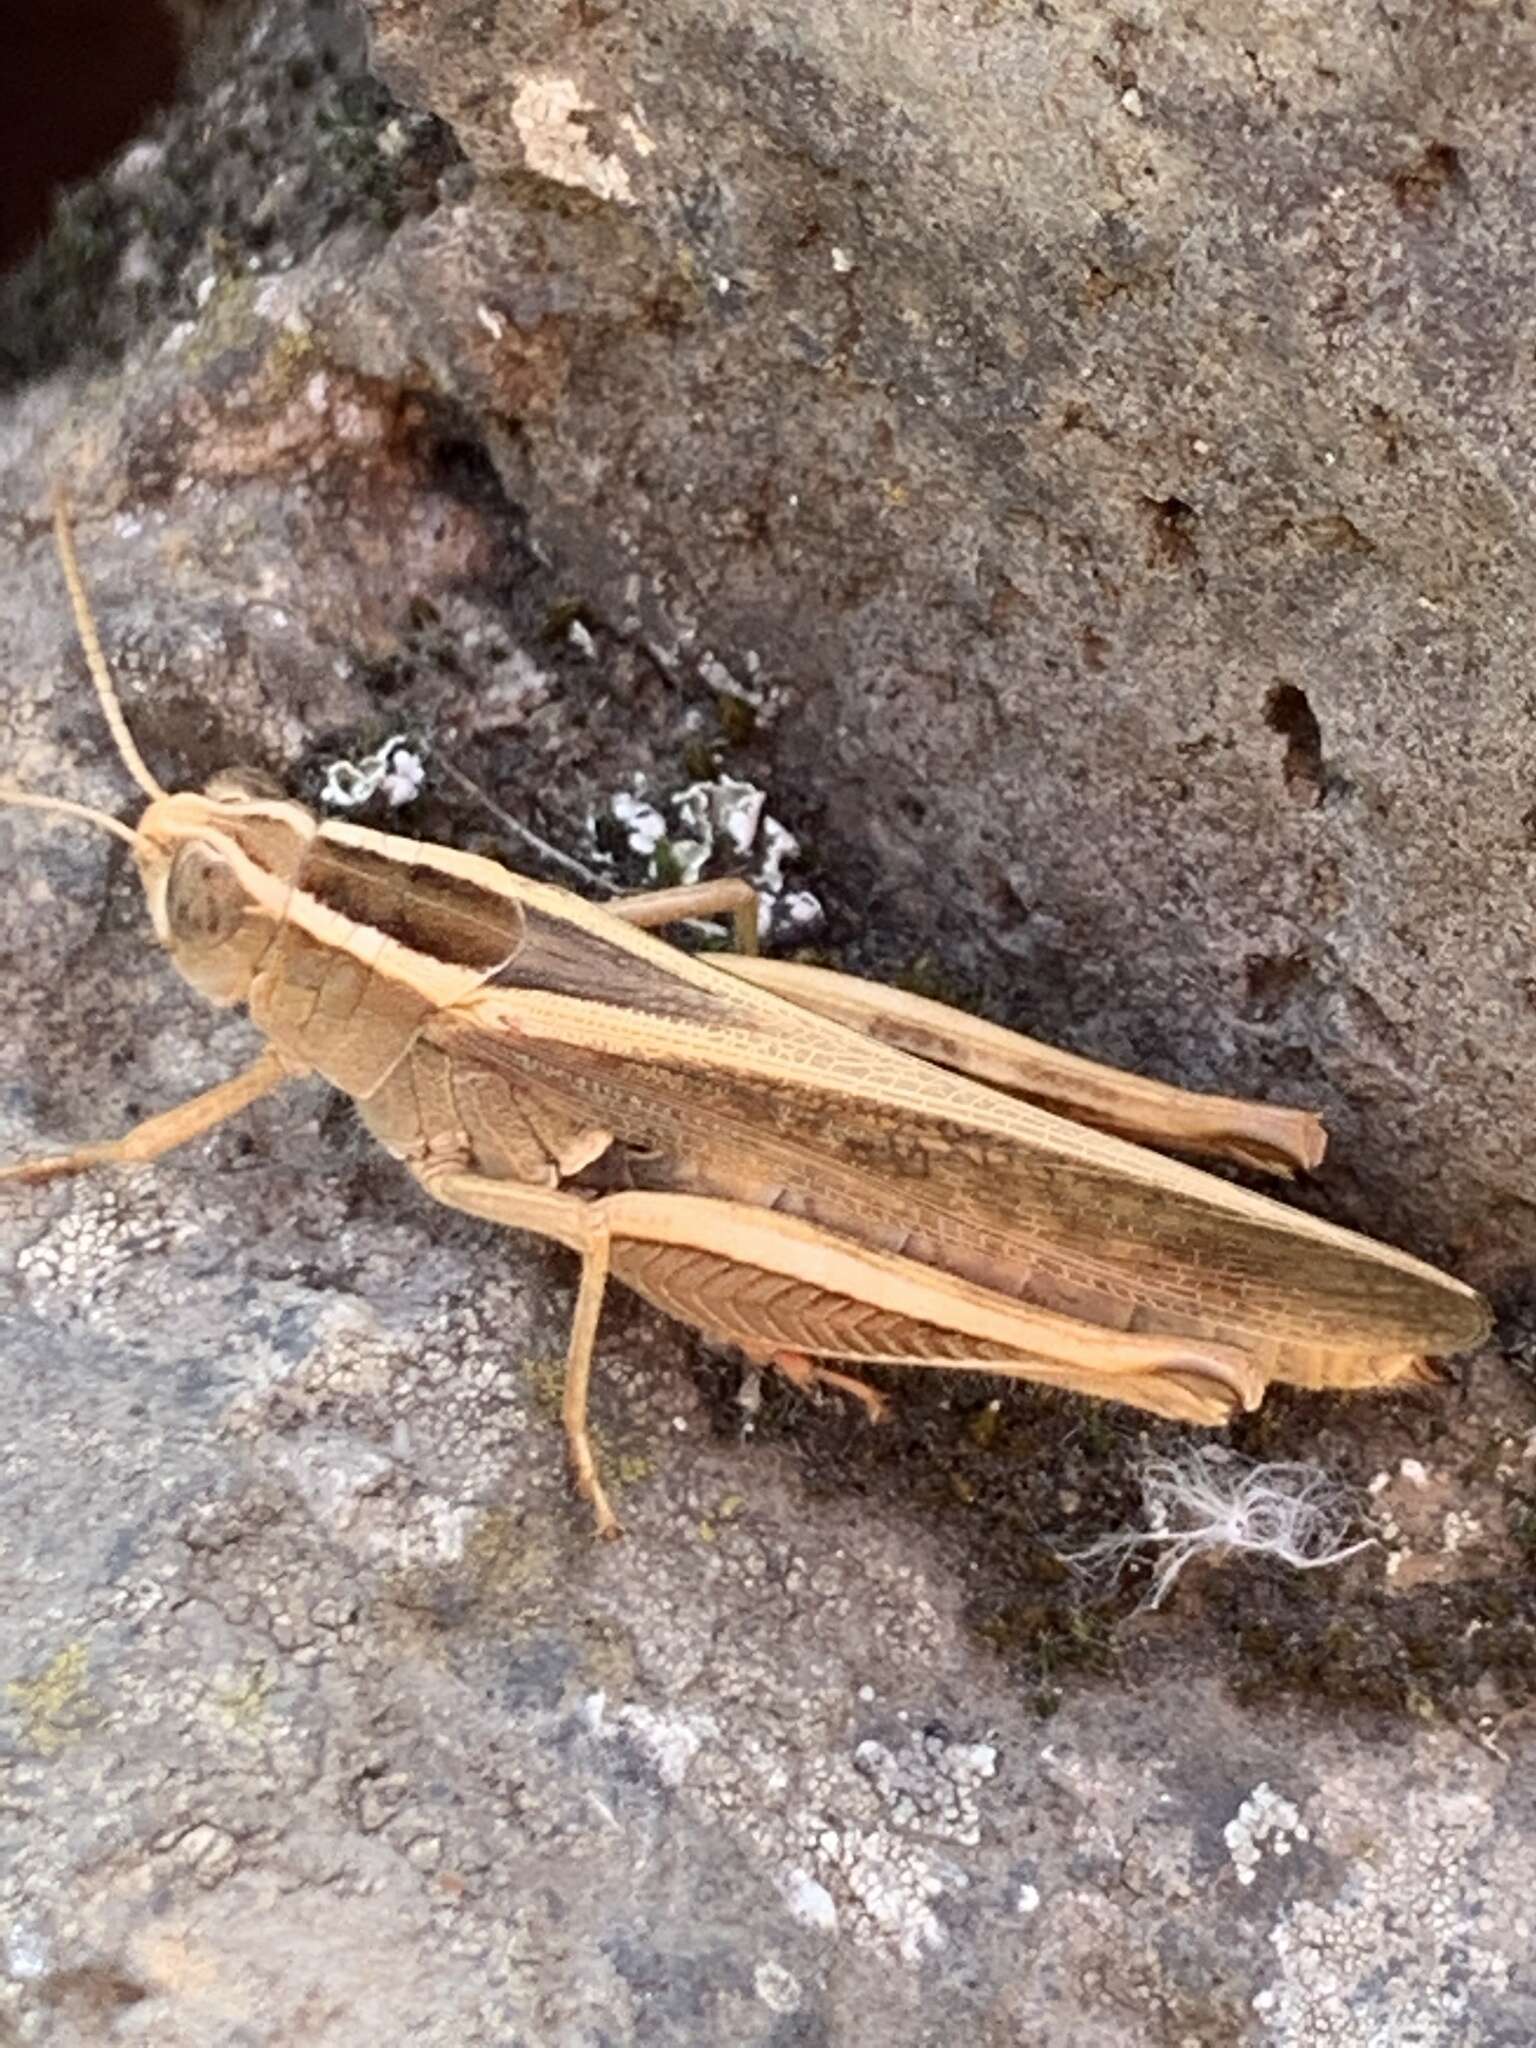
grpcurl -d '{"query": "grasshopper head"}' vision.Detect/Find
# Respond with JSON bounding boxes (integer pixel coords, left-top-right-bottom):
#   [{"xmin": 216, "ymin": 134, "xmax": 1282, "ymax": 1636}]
[
  {"xmin": 2, "ymin": 495, "xmax": 316, "ymax": 1009},
  {"xmin": 134, "ymin": 779, "xmax": 316, "ymax": 1007}
]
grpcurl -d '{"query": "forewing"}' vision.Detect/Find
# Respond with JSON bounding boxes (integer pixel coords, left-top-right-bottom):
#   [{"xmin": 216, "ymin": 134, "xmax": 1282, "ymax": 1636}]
[{"xmin": 445, "ymin": 885, "xmax": 1487, "ymax": 1357}]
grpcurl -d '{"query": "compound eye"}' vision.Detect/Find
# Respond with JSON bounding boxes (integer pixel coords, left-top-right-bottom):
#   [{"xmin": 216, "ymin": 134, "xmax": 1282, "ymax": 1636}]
[
  {"xmin": 204, "ymin": 765, "xmax": 286, "ymax": 802},
  {"xmin": 165, "ymin": 840, "xmax": 246, "ymax": 948}
]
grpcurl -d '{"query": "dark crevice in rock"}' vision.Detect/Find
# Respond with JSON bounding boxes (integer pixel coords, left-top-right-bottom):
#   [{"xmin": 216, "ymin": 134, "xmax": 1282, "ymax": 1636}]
[
  {"xmin": 1264, "ymin": 682, "xmax": 1326, "ymax": 806},
  {"xmin": 1244, "ymin": 949, "xmax": 1314, "ymax": 1019},
  {"xmin": 1392, "ymin": 140, "xmax": 1467, "ymax": 217},
  {"xmin": 1143, "ymin": 493, "xmax": 1201, "ymax": 574}
]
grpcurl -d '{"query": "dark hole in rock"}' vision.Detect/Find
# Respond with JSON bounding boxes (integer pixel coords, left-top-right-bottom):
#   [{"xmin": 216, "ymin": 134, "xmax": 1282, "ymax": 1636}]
[
  {"xmin": 1144, "ymin": 493, "xmax": 1200, "ymax": 571},
  {"xmin": 1244, "ymin": 950, "xmax": 1313, "ymax": 1018},
  {"xmin": 1392, "ymin": 141, "xmax": 1465, "ymax": 217},
  {"xmin": 40, "ymin": 1963, "xmax": 151, "ymax": 2016},
  {"xmin": 1264, "ymin": 683, "xmax": 1325, "ymax": 806}
]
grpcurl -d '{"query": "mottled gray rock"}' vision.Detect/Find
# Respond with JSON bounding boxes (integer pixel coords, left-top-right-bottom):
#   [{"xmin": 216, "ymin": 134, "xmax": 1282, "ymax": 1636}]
[
  {"xmin": 358, "ymin": 0, "xmax": 1536, "ymax": 1281},
  {"xmin": 1, "ymin": 2, "xmax": 1534, "ymax": 2043}
]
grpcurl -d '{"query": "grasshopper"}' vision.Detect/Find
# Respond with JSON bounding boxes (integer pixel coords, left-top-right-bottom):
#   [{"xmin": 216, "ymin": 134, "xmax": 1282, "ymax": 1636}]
[{"xmin": 1, "ymin": 499, "xmax": 1489, "ymax": 1536}]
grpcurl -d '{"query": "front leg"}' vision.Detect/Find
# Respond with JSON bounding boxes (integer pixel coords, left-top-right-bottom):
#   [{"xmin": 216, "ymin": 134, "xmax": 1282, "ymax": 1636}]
[{"xmin": 0, "ymin": 1048, "xmax": 299, "ymax": 1184}]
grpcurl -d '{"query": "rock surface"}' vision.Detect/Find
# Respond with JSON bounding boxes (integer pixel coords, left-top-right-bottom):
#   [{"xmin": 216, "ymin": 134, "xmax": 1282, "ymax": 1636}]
[{"xmin": 1, "ymin": 2, "xmax": 1534, "ymax": 2042}]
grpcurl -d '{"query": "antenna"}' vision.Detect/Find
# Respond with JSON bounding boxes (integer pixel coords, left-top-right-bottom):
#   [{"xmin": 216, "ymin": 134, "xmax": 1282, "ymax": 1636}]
[
  {"xmin": 0, "ymin": 789, "xmax": 138, "ymax": 847},
  {"xmin": 51, "ymin": 490, "xmax": 166, "ymax": 801}
]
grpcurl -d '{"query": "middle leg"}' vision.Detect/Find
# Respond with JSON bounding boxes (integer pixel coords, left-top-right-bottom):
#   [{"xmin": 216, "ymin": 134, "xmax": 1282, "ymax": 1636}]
[
  {"xmin": 748, "ymin": 1344, "xmax": 890, "ymax": 1422},
  {"xmin": 414, "ymin": 1167, "xmax": 623, "ymax": 1535}
]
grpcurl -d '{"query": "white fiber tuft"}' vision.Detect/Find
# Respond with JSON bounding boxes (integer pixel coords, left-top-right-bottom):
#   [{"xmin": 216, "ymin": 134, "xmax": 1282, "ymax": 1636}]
[{"xmin": 1060, "ymin": 1447, "xmax": 1375, "ymax": 1609}]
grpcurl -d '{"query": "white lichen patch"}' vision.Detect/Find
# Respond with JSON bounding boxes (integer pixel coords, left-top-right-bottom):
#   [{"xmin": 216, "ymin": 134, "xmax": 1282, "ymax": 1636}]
[
  {"xmin": 605, "ymin": 774, "xmax": 822, "ymax": 937},
  {"xmin": 696, "ymin": 651, "xmax": 760, "ymax": 704},
  {"xmin": 852, "ymin": 1730, "xmax": 997, "ymax": 1848},
  {"xmin": 610, "ymin": 1701, "xmax": 718, "ymax": 1789},
  {"xmin": 1252, "ymin": 1777, "xmax": 1529, "ymax": 2045},
  {"xmin": 610, "ymin": 788, "xmax": 668, "ymax": 859},
  {"xmin": 473, "ymin": 646, "xmax": 554, "ymax": 731},
  {"xmin": 752, "ymin": 1958, "xmax": 801, "ymax": 2014},
  {"xmin": 770, "ymin": 1725, "xmax": 998, "ymax": 1961},
  {"xmin": 276, "ymin": 1437, "xmax": 477, "ymax": 1570},
  {"xmin": 800, "ymin": 1820, "xmax": 957, "ymax": 1960},
  {"xmin": 1365, "ymin": 1457, "xmax": 1496, "ymax": 1590},
  {"xmin": 223, "ymin": 1281, "xmax": 544, "ymax": 1570},
  {"xmin": 3, "ymin": 1925, "xmax": 50, "ymax": 1983},
  {"xmin": 321, "ymin": 735, "xmax": 424, "ymax": 809},
  {"xmin": 1224, "ymin": 1782, "xmax": 1308, "ymax": 1887},
  {"xmin": 754, "ymin": 816, "xmax": 800, "ymax": 904},
  {"xmin": 600, "ymin": 1538, "xmax": 981, "ymax": 1967},
  {"xmin": 778, "ymin": 889, "xmax": 824, "ymax": 931},
  {"xmin": 780, "ymin": 1868, "xmax": 838, "ymax": 1934},
  {"xmin": 670, "ymin": 776, "xmax": 766, "ymax": 884},
  {"xmin": 15, "ymin": 1174, "xmax": 226, "ymax": 1324},
  {"xmin": 510, "ymin": 75, "xmax": 647, "ymax": 205}
]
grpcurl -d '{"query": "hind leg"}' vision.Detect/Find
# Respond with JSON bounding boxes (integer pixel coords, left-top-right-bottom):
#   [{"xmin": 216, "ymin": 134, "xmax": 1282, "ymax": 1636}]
[
  {"xmin": 750, "ymin": 1345, "xmax": 890, "ymax": 1422},
  {"xmin": 708, "ymin": 956, "xmax": 1324, "ymax": 1176}
]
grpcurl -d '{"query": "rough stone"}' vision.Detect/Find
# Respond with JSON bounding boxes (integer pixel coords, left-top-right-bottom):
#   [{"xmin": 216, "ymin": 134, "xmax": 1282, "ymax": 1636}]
[{"xmin": 1, "ymin": 2, "xmax": 1534, "ymax": 2043}]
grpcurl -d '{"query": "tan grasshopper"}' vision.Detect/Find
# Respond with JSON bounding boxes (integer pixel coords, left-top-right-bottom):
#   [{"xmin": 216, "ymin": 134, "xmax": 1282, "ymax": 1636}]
[{"xmin": 1, "ymin": 499, "xmax": 1489, "ymax": 1535}]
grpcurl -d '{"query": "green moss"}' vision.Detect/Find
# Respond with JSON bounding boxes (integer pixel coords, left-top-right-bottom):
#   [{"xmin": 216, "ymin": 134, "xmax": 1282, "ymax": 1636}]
[
  {"xmin": 893, "ymin": 951, "xmax": 969, "ymax": 1007},
  {"xmin": 382, "ymin": 1507, "xmax": 559, "ymax": 1645},
  {"xmin": 966, "ymin": 1399, "xmax": 1003, "ymax": 1448},
  {"xmin": 574, "ymin": 1613, "xmax": 639, "ymax": 1695},
  {"xmin": 650, "ymin": 840, "xmax": 687, "ymax": 889},
  {"xmin": 522, "ymin": 1356, "xmax": 567, "ymax": 1422},
  {"xmin": 748, "ymin": 1327, "xmax": 1536, "ymax": 1729},
  {"xmin": 716, "ymin": 693, "xmax": 758, "ymax": 746},
  {"xmin": 975, "ymin": 1583, "xmax": 1121, "ymax": 1710},
  {"xmin": 1214, "ymin": 1569, "xmax": 1536, "ymax": 1720},
  {"xmin": 518, "ymin": 1361, "xmax": 650, "ymax": 1499},
  {"xmin": 460, "ymin": 1508, "xmax": 562, "ymax": 1603},
  {"xmin": 175, "ymin": 270, "xmax": 264, "ymax": 371},
  {"xmin": 263, "ymin": 320, "xmax": 320, "ymax": 387},
  {"xmin": 1508, "ymin": 1496, "xmax": 1536, "ymax": 1556}
]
